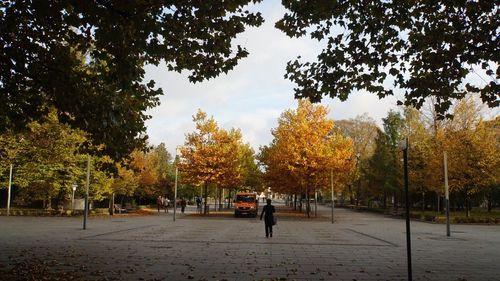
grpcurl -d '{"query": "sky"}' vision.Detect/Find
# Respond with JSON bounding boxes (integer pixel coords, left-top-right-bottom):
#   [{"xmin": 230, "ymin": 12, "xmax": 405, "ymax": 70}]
[{"xmin": 142, "ymin": 2, "xmax": 408, "ymax": 156}]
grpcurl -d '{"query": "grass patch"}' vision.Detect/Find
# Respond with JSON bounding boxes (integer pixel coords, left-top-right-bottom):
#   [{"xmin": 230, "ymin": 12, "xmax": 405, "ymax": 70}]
[
  {"xmin": 344, "ymin": 205, "xmax": 500, "ymax": 224},
  {"xmin": 411, "ymin": 210, "xmax": 500, "ymax": 224}
]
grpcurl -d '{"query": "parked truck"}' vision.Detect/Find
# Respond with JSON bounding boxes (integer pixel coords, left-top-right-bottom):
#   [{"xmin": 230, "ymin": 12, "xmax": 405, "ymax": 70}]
[{"xmin": 234, "ymin": 192, "xmax": 258, "ymax": 217}]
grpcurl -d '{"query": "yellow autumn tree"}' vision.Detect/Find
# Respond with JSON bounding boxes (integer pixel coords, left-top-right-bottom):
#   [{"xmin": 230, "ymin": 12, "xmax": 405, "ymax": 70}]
[
  {"xmin": 404, "ymin": 107, "xmax": 435, "ymax": 211},
  {"xmin": 445, "ymin": 126, "xmax": 498, "ymax": 216},
  {"xmin": 443, "ymin": 96, "xmax": 499, "ymax": 217},
  {"xmin": 130, "ymin": 149, "xmax": 160, "ymax": 199},
  {"xmin": 179, "ymin": 110, "xmax": 245, "ymax": 214},
  {"xmin": 260, "ymin": 100, "xmax": 354, "ymax": 217}
]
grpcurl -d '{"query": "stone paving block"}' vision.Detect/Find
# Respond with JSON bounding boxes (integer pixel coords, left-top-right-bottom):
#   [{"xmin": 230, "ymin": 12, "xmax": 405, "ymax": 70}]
[{"xmin": 1, "ymin": 205, "xmax": 500, "ymax": 280}]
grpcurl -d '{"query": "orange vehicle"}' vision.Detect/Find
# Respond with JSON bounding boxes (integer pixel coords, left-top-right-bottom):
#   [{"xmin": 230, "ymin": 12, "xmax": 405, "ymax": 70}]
[{"xmin": 234, "ymin": 192, "xmax": 258, "ymax": 217}]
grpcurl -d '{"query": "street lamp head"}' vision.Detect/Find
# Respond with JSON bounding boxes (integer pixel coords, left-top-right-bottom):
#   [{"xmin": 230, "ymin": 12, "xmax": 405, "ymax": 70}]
[
  {"xmin": 72, "ymin": 184, "xmax": 77, "ymax": 191},
  {"xmin": 399, "ymin": 138, "xmax": 408, "ymax": 150}
]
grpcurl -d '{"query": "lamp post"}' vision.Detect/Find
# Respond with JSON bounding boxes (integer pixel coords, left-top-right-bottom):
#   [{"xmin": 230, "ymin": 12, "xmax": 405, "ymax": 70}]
[
  {"xmin": 72, "ymin": 184, "xmax": 77, "ymax": 211},
  {"xmin": 331, "ymin": 168, "xmax": 335, "ymax": 224},
  {"xmin": 173, "ymin": 164, "xmax": 178, "ymax": 222},
  {"xmin": 443, "ymin": 151, "xmax": 450, "ymax": 237},
  {"xmin": 83, "ymin": 155, "xmax": 91, "ymax": 230},
  {"xmin": 355, "ymin": 153, "xmax": 361, "ymax": 206},
  {"xmin": 401, "ymin": 138, "xmax": 412, "ymax": 281},
  {"xmin": 7, "ymin": 164, "xmax": 13, "ymax": 216},
  {"xmin": 173, "ymin": 146, "xmax": 181, "ymax": 222}
]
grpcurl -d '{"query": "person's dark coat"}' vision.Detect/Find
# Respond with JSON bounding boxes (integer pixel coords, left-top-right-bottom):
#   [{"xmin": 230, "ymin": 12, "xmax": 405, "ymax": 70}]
[{"xmin": 260, "ymin": 204, "xmax": 275, "ymax": 225}]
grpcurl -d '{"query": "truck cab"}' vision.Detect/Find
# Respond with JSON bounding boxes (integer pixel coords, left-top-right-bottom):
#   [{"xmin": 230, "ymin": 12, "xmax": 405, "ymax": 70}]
[{"xmin": 234, "ymin": 192, "xmax": 258, "ymax": 217}]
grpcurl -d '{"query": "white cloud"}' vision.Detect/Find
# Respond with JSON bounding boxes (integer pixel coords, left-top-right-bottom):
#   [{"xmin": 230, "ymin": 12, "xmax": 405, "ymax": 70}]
[{"xmin": 144, "ymin": 2, "xmax": 402, "ymax": 156}]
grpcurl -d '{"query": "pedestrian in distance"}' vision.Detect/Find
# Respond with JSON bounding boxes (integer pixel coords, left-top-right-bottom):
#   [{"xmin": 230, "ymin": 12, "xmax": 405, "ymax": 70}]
[
  {"xmin": 260, "ymin": 198, "xmax": 276, "ymax": 238},
  {"xmin": 162, "ymin": 196, "xmax": 168, "ymax": 213},
  {"xmin": 180, "ymin": 198, "xmax": 187, "ymax": 213},
  {"xmin": 157, "ymin": 196, "xmax": 163, "ymax": 214},
  {"xmin": 196, "ymin": 196, "xmax": 201, "ymax": 210}
]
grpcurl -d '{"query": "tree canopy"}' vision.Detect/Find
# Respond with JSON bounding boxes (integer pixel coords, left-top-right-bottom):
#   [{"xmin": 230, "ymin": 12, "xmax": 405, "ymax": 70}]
[
  {"xmin": 260, "ymin": 100, "xmax": 354, "ymax": 216},
  {"xmin": 276, "ymin": 1, "xmax": 499, "ymax": 118},
  {"xmin": 0, "ymin": 0, "xmax": 264, "ymax": 159},
  {"xmin": 179, "ymin": 110, "xmax": 258, "ymax": 213}
]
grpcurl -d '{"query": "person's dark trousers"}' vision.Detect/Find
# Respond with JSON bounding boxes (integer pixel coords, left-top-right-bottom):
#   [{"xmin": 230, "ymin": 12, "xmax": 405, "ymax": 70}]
[{"xmin": 265, "ymin": 223, "xmax": 273, "ymax": 237}]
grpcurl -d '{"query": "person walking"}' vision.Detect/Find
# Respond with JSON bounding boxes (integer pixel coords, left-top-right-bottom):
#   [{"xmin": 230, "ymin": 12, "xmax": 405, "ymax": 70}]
[
  {"xmin": 162, "ymin": 196, "xmax": 168, "ymax": 213},
  {"xmin": 180, "ymin": 198, "xmax": 187, "ymax": 213},
  {"xmin": 157, "ymin": 196, "xmax": 163, "ymax": 214},
  {"xmin": 196, "ymin": 196, "xmax": 201, "ymax": 210},
  {"xmin": 260, "ymin": 199, "xmax": 276, "ymax": 238}
]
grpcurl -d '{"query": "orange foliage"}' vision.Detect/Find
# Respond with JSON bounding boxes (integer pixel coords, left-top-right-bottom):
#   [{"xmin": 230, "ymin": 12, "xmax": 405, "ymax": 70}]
[{"xmin": 261, "ymin": 100, "xmax": 354, "ymax": 196}]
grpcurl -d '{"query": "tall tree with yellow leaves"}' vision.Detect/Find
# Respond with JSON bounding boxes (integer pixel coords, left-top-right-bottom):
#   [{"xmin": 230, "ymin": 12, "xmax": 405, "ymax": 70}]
[
  {"xmin": 179, "ymin": 110, "xmax": 245, "ymax": 214},
  {"xmin": 130, "ymin": 150, "xmax": 160, "ymax": 201},
  {"xmin": 405, "ymin": 107, "xmax": 434, "ymax": 211},
  {"xmin": 444, "ymin": 97, "xmax": 499, "ymax": 217},
  {"xmin": 260, "ymin": 100, "xmax": 354, "ymax": 217}
]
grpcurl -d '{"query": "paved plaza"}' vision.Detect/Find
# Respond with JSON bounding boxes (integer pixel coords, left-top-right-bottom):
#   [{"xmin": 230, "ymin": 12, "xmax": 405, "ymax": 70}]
[{"xmin": 0, "ymin": 204, "xmax": 499, "ymax": 281}]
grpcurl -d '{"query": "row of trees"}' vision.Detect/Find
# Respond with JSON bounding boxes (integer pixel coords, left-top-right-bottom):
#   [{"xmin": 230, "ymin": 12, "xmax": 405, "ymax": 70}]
[
  {"xmin": 0, "ymin": 110, "xmax": 180, "ymax": 210},
  {"xmin": 1, "ymin": 98, "xmax": 497, "ymax": 217},
  {"xmin": 0, "ymin": 109, "xmax": 263, "ymax": 212},
  {"xmin": 258, "ymin": 97, "xmax": 498, "ymax": 218},
  {"xmin": 340, "ymin": 97, "xmax": 499, "ymax": 216}
]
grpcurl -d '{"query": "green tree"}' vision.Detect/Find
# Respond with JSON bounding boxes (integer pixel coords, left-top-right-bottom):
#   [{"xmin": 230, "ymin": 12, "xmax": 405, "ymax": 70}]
[
  {"xmin": 366, "ymin": 129, "xmax": 392, "ymax": 209},
  {"xmin": 276, "ymin": 1, "xmax": 499, "ymax": 117},
  {"xmin": 239, "ymin": 144, "xmax": 263, "ymax": 191},
  {"xmin": 0, "ymin": 111, "xmax": 119, "ymax": 209},
  {"xmin": 366, "ymin": 110, "xmax": 405, "ymax": 211},
  {"xmin": 0, "ymin": 131, "xmax": 25, "ymax": 187},
  {"xmin": 7, "ymin": 112, "xmax": 88, "ymax": 209},
  {"xmin": 405, "ymin": 107, "xmax": 433, "ymax": 211},
  {"xmin": 153, "ymin": 143, "xmax": 175, "ymax": 198},
  {"xmin": 88, "ymin": 155, "xmax": 115, "ymax": 202},
  {"xmin": 0, "ymin": 1, "xmax": 264, "ymax": 159}
]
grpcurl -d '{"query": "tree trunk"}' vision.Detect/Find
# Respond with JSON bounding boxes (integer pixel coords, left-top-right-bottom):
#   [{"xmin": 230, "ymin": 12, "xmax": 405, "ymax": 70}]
[
  {"xmin": 393, "ymin": 192, "xmax": 398, "ymax": 213},
  {"xmin": 422, "ymin": 190, "xmax": 425, "ymax": 212},
  {"xmin": 214, "ymin": 186, "xmax": 217, "ymax": 212},
  {"xmin": 486, "ymin": 191, "xmax": 492, "ymax": 212},
  {"xmin": 383, "ymin": 192, "xmax": 387, "ymax": 210},
  {"xmin": 465, "ymin": 191, "xmax": 470, "ymax": 218},
  {"xmin": 293, "ymin": 194, "xmax": 297, "ymax": 210},
  {"xmin": 56, "ymin": 186, "xmax": 65, "ymax": 211},
  {"xmin": 230, "ymin": 189, "xmax": 233, "ymax": 208},
  {"xmin": 436, "ymin": 192, "xmax": 440, "ymax": 213},
  {"xmin": 306, "ymin": 190, "xmax": 310, "ymax": 218},
  {"xmin": 356, "ymin": 179, "xmax": 361, "ymax": 206},
  {"xmin": 109, "ymin": 193, "xmax": 115, "ymax": 215},
  {"xmin": 119, "ymin": 196, "xmax": 125, "ymax": 214},
  {"xmin": 349, "ymin": 185, "xmax": 354, "ymax": 205},
  {"xmin": 314, "ymin": 189, "xmax": 318, "ymax": 217},
  {"xmin": 46, "ymin": 196, "xmax": 52, "ymax": 210},
  {"xmin": 219, "ymin": 188, "xmax": 223, "ymax": 210},
  {"xmin": 204, "ymin": 183, "xmax": 208, "ymax": 215}
]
